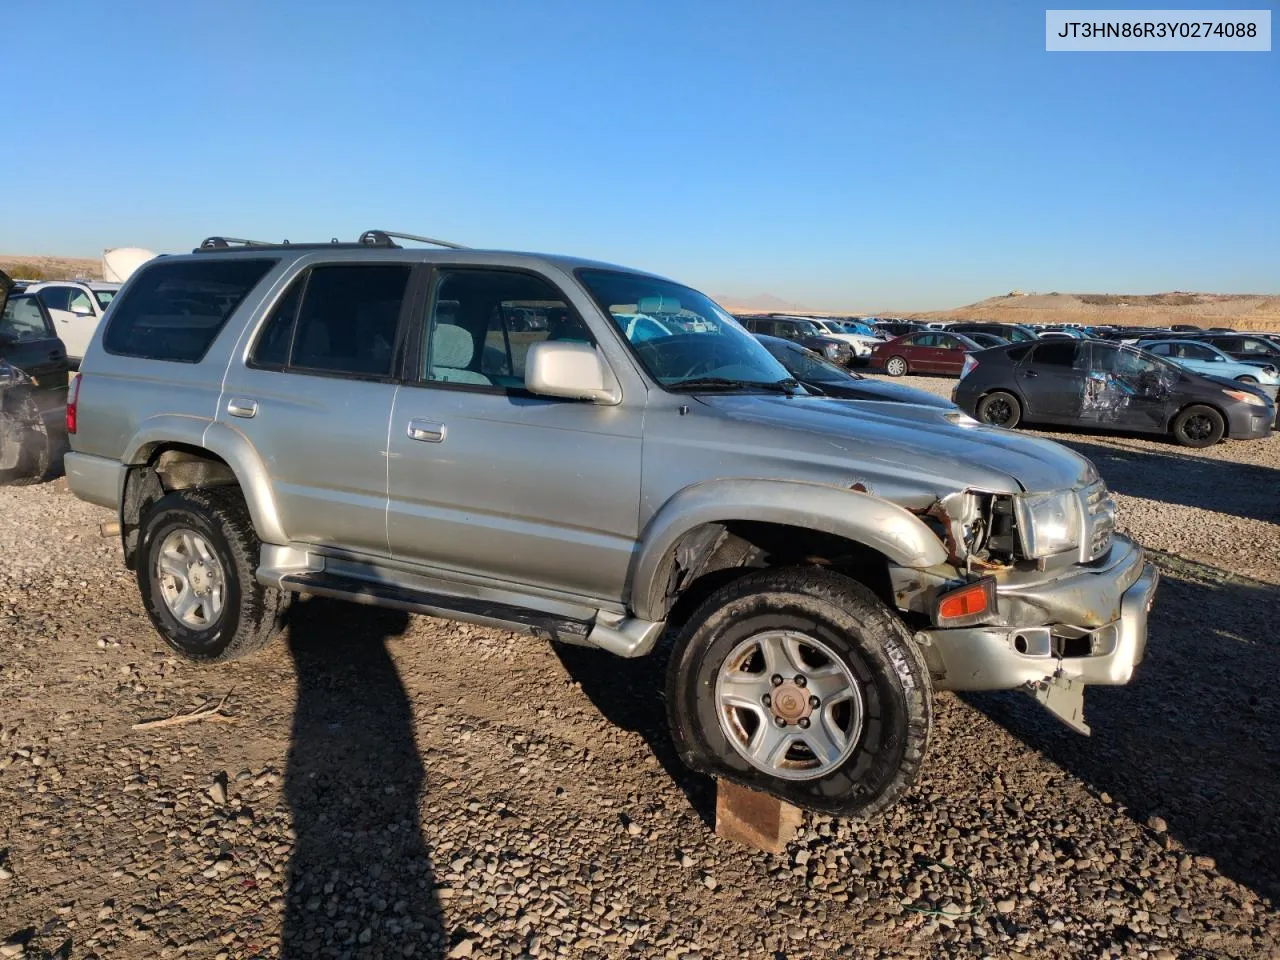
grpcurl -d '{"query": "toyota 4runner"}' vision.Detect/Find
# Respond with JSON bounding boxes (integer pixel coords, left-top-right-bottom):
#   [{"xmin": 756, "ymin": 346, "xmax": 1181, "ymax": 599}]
[{"xmin": 65, "ymin": 231, "xmax": 1158, "ymax": 817}]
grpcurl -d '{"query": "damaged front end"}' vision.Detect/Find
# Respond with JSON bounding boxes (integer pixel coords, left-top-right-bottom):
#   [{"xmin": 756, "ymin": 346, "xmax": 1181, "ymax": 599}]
[
  {"xmin": 0, "ymin": 361, "xmax": 52, "ymax": 484},
  {"xmin": 891, "ymin": 480, "xmax": 1157, "ymax": 734}
]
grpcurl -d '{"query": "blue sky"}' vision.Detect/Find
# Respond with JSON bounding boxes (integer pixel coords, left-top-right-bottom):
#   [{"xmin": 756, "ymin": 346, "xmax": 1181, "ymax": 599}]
[{"xmin": 2, "ymin": 0, "xmax": 1276, "ymax": 309}]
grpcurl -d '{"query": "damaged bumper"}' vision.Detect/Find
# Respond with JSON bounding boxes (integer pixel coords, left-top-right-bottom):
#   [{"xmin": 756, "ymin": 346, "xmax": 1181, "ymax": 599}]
[{"xmin": 910, "ymin": 534, "xmax": 1159, "ymax": 728}]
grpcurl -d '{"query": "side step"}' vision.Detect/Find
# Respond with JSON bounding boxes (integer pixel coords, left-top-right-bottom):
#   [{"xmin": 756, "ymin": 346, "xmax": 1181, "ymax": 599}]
[{"xmin": 279, "ymin": 571, "xmax": 592, "ymax": 644}]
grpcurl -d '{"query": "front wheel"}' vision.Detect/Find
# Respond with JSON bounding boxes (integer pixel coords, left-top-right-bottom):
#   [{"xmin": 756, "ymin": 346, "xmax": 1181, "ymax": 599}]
[
  {"xmin": 976, "ymin": 390, "xmax": 1022, "ymax": 428},
  {"xmin": 666, "ymin": 567, "xmax": 932, "ymax": 817},
  {"xmin": 1172, "ymin": 404, "xmax": 1225, "ymax": 448},
  {"xmin": 884, "ymin": 356, "xmax": 908, "ymax": 377},
  {"xmin": 137, "ymin": 488, "xmax": 290, "ymax": 661},
  {"xmin": 1235, "ymin": 375, "xmax": 1258, "ymax": 384}
]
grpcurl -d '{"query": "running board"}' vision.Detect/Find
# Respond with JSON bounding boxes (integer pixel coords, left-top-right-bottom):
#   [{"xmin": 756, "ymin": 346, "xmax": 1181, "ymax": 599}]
[{"xmin": 279, "ymin": 571, "xmax": 592, "ymax": 644}]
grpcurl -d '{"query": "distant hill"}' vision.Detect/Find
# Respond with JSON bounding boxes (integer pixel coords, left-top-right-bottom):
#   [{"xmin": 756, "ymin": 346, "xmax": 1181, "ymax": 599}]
[
  {"xmin": 905, "ymin": 292, "xmax": 1280, "ymax": 332},
  {"xmin": 714, "ymin": 292, "xmax": 814, "ymax": 315},
  {"xmin": 0, "ymin": 255, "xmax": 101, "ymax": 282}
]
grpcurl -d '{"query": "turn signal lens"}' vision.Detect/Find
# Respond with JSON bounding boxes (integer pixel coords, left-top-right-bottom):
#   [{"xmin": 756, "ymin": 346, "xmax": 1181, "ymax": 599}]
[{"xmin": 933, "ymin": 577, "xmax": 998, "ymax": 627}]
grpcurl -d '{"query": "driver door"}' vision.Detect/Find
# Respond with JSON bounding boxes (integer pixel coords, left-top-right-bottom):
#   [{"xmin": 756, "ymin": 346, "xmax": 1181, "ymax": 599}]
[{"xmin": 386, "ymin": 267, "xmax": 644, "ymax": 602}]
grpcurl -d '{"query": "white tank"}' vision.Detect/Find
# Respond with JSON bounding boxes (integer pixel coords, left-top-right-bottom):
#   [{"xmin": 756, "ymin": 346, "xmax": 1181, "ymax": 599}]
[{"xmin": 101, "ymin": 247, "xmax": 157, "ymax": 283}]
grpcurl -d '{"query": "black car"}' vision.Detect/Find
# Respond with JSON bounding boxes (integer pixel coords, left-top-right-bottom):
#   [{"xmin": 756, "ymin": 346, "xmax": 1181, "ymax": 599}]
[
  {"xmin": 962, "ymin": 332, "xmax": 1010, "ymax": 349},
  {"xmin": 952, "ymin": 338, "xmax": 1274, "ymax": 448},
  {"xmin": 739, "ymin": 316, "xmax": 854, "ymax": 366},
  {"xmin": 0, "ymin": 284, "xmax": 70, "ymax": 482},
  {"xmin": 1189, "ymin": 333, "xmax": 1280, "ymax": 367},
  {"xmin": 945, "ymin": 321, "xmax": 1038, "ymax": 343},
  {"xmin": 755, "ymin": 335, "xmax": 954, "ymax": 408},
  {"xmin": 872, "ymin": 319, "xmax": 924, "ymax": 339}
]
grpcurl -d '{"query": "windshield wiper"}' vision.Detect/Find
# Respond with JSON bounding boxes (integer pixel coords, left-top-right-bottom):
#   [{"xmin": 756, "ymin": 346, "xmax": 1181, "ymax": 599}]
[{"xmin": 670, "ymin": 377, "xmax": 801, "ymax": 395}]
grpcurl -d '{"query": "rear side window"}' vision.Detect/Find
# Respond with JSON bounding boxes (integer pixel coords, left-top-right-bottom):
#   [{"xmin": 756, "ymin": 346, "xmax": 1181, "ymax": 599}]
[
  {"xmin": 103, "ymin": 259, "xmax": 276, "ymax": 363},
  {"xmin": 1, "ymin": 296, "xmax": 53, "ymax": 340},
  {"xmin": 37, "ymin": 287, "xmax": 71, "ymax": 311},
  {"xmin": 1005, "ymin": 344, "xmax": 1033, "ymax": 362},
  {"xmin": 250, "ymin": 264, "xmax": 410, "ymax": 378},
  {"xmin": 1031, "ymin": 341, "xmax": 1082, "ymax": 368}
]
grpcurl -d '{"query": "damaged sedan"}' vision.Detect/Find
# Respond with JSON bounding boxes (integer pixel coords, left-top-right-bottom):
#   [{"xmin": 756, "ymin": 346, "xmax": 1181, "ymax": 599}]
[
  {"xmin": 954, "ymin": 338, "xmax": 1275, "ymax": 447},
  {"xmin": 0, "ymin": 272, "xmax": 69, "ymax": 483}
]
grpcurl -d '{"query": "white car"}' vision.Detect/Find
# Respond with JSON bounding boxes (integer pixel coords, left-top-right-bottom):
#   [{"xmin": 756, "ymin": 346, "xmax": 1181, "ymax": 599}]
[
  {"xmin": 25, "ymin": 280, "xmax": 120, "ymax": 364},
  {"xmin": 804, "ymin": 318, "xmax": 882, "ymax": 360}
]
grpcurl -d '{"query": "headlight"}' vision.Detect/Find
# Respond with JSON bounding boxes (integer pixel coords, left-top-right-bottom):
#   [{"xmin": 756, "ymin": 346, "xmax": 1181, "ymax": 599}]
[
  {"xmin": 1224, "ymin": 388, "xmax": 1267, "ymax": 407},
  {"xmin": 1014, "ymin": 489, "xmax": 1081, "ymax": 558}
]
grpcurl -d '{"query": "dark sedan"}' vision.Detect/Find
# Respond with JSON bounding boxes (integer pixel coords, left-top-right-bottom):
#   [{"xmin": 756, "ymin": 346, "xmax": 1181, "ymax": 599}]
[
  {"xmin": 739, "ymin": 316, "xmax": 854, "ymax": 366},
  {"xmin": 755, "ymin": 335, "xmax": 955, "ymax": 408},
  {"xmin": 1, "ymin": 290, "xmax": 71, "ymax": 481},
  {"xmin": 871, "ymin": 330, "xmax": 984, "ymax": 377},
  {"xmin": 945, "ymin": 321, "xmax": 1038, "ymax": 343},
  {"xmin": 953, "ymin": 338, "xmax": 1274, "ymax": 447}
]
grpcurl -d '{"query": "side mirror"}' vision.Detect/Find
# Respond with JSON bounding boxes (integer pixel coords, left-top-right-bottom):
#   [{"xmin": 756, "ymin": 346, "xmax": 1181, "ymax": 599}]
[
  {"xmin": 525, "ymin": 341, "xmax": 620, "ymax": 404},
  {"xmin": 71, "ymin": 303, "xmax": 94, "ymax": 317}
]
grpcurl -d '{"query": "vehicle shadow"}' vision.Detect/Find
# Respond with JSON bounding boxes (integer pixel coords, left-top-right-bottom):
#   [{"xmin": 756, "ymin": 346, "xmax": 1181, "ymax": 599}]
[
  {"xmin": 281, "ymin": 597, "xmax": 445, "ymax": 959},
  {"xmin": 552, "ymin": 639, "xmax": 718, "ymax": 827},
  {"xmin": 965, "ymin": 558, "xmax": 1280, "ymax": 900},
  {"xmin": 1049, "ymin": 435, "xmax": 1279, "ymax": 524}
]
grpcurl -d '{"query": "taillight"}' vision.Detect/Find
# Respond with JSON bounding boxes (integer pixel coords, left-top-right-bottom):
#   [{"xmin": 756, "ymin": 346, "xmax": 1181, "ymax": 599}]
[
  {"xmin": 960, "ymin": 355, "xmax": 978, "ymax": 379},
  {"xmin": 67, "ymin": 375, "xmax": 80, "ymax": 434}
]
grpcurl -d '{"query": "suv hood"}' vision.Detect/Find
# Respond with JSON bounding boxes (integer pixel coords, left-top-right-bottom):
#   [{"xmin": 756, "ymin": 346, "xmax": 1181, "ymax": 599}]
[{"xmin": 696, "ymin": 394, "xmax": 1097, "ymax": 494}]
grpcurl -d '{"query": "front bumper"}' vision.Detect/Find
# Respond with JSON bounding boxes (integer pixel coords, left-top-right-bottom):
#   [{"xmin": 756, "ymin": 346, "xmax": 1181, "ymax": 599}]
[
  {"xmin": 915, "ymin": 535, "xmax": 1159, "ymax": 692},
  {"xmin": 1225, "ymin": 400, "xmax": 1276, "ymax": 439}
]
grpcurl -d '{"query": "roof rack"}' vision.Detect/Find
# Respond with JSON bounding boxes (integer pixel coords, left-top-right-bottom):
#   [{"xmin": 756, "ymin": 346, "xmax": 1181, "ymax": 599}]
[{"xmin": 194, "ymin": 230, "xmax": 468, "ymax": 254}]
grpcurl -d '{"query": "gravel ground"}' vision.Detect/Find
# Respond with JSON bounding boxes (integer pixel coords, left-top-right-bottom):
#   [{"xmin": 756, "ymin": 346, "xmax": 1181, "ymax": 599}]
[{"xmin": 0, "ymin": 390, "xmax": 1277, "ymax": 960}]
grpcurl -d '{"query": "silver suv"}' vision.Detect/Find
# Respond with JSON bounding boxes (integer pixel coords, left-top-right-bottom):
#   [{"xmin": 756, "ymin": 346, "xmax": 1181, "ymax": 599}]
[{"xmin": 65, "ymin": 231, "xmax": 1158, "ymax": 817}]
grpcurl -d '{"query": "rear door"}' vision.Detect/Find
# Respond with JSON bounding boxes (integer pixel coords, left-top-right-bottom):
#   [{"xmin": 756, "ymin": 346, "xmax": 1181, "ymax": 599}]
[
  {"xmin": 220, "ymin": 262, "xmax": 410, "ymax": 558},
  {"xmin": 1020, "ymin": 340, "xmax": 1086, "ymax": 420},
  {"xmin": 35, "ymin": 285, "xmax": 95, "ymax": 360}
]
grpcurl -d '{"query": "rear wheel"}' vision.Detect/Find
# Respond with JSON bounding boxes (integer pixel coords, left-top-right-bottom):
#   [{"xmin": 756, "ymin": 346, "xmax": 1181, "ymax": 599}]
[
  {"xmin": 976, "ymin": 390, "xmax": 1022, "ymax": 429},
  {"xmin": 137, "ymin": 488, "xmax": 289, "ymax": 661},
  {"xmin": 666, "ymin": 567, "xmax": 931, "ymax": 817},
  {"xmin": 1172, "ymin": 404, "xmax": 1225, "ymax": 448},
  {"xmin": 884, "ymin": 356, "xmax": 908, "ymax": 377}
]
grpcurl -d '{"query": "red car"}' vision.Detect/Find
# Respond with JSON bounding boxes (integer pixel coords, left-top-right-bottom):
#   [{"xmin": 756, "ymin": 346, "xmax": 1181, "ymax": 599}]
[{"xmin": 872, "ymin": 330, "xmax": 984, "ymax": 377}]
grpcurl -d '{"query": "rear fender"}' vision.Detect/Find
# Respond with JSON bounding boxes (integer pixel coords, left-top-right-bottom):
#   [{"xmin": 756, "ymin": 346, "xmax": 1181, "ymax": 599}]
[{"xmin": 123, "ymin": 417, "xmax": 286, "ymax": 544}]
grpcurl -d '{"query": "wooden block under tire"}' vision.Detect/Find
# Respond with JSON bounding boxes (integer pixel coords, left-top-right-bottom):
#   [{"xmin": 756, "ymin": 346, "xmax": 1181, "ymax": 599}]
[{"xmin": 714, "ymin": 779, "xmax": 802, "ymax": 853}]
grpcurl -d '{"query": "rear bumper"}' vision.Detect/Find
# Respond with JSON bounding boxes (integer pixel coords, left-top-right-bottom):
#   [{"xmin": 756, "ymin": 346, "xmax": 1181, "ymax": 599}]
[
  {"xmin": 917, "ymin": 535, "xmax": 1159, "ymax": 691},
  {"xmin": 64, "ymin": 451, "xmax": 124, "ymax": 510}
]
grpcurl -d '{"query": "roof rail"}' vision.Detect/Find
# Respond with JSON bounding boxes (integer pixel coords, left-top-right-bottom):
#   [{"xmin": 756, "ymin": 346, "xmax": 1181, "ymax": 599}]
[{"xmin": 359, "ymin": 230, "xmax": 468, "ymax": 250}]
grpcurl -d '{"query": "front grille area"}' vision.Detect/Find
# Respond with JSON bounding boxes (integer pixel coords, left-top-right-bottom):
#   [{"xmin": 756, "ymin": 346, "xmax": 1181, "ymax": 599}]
[{"xmin": 1083, "ymin": 481, "xmax": 1116, "ymax": 561}]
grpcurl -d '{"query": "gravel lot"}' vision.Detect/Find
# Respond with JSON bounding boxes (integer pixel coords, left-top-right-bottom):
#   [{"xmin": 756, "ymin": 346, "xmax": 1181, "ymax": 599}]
[{"xmin": 1, "ymin": 379, "xmax": 1277, "ymax": 959}]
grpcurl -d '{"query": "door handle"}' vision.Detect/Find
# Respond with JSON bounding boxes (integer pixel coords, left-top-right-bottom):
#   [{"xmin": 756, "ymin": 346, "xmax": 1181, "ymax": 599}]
[
  {"xmin": 407, "ymin": 419, "xmax": 446, "ymax": 443},
  {"xmin": 227, "ymin": 398, "xmax": 258, "ymax": 419},
  {"xmin": 1021, "ymin": 370, "xmax": 1038, "ymax": 378}
]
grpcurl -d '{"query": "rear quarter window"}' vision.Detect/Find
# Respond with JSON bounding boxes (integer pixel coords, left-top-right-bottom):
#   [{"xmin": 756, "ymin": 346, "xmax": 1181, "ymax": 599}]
[{"xmin": 103, "ymin": 258, "xmax": 277, "ymax": 363}]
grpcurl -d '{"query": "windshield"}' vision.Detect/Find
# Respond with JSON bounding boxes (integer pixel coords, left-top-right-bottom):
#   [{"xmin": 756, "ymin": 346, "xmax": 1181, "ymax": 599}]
[
  {"xmin": 93, "ymin": 289, "xmax": 116, "ymax": 309},
  {"xmin": 578, "ymin": 269, "xmax": 795, "ymax": 390},
  {"xmin": 761, "ymin": 338, "xmax": 861, "ymax": 384}
]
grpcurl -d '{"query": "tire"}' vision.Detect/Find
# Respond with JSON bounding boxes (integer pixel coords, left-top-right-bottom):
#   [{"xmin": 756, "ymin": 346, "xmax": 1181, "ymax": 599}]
[
  {"xmin": 137, "ymin": 488, "xmax": 290, "ymax": 662},
  {"xmin": 1235, "ymin": 375, "xmax": 1258, "ymax": 384},
  {"xmin": 0, "ymin": 392, "xmax": 51, "ymax": 486},
  {"xmin": 884, "ymin": 356, "xmax": 908, "ymax": 377},
  {"xmin": 1172, "ymin": 404, "xmax": 1225, "ymax": 448},
  {"xmin": 665, "ymin": 567, "xmax": 932, "ymax": 818},
  {"xmin": 975, "ymin": 390, "xmax": 1022, "ymax": 429}
]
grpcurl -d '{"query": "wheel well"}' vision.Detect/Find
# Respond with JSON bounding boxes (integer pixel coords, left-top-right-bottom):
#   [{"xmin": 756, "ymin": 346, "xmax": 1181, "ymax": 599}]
[
  {"xmin": 1170, "ymin": 401, "xmax": 1228, "ymax": 433},
  {"xmin": 120, "ymin": 444, "xmax": 241, "ymax": 568},
  {"xmin": 654, "ymin": 520, "xmax": 896, "ymax": 631}
]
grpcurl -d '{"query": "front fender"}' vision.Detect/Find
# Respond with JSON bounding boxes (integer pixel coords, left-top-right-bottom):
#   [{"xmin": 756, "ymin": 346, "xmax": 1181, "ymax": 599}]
[
  {"xmin": 122, "ymin": 417, "xmax": 287, "ymax": 545},
  {"xmin": 629, "ymin": 478, "xmax": 950, "ymax": 621}
]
